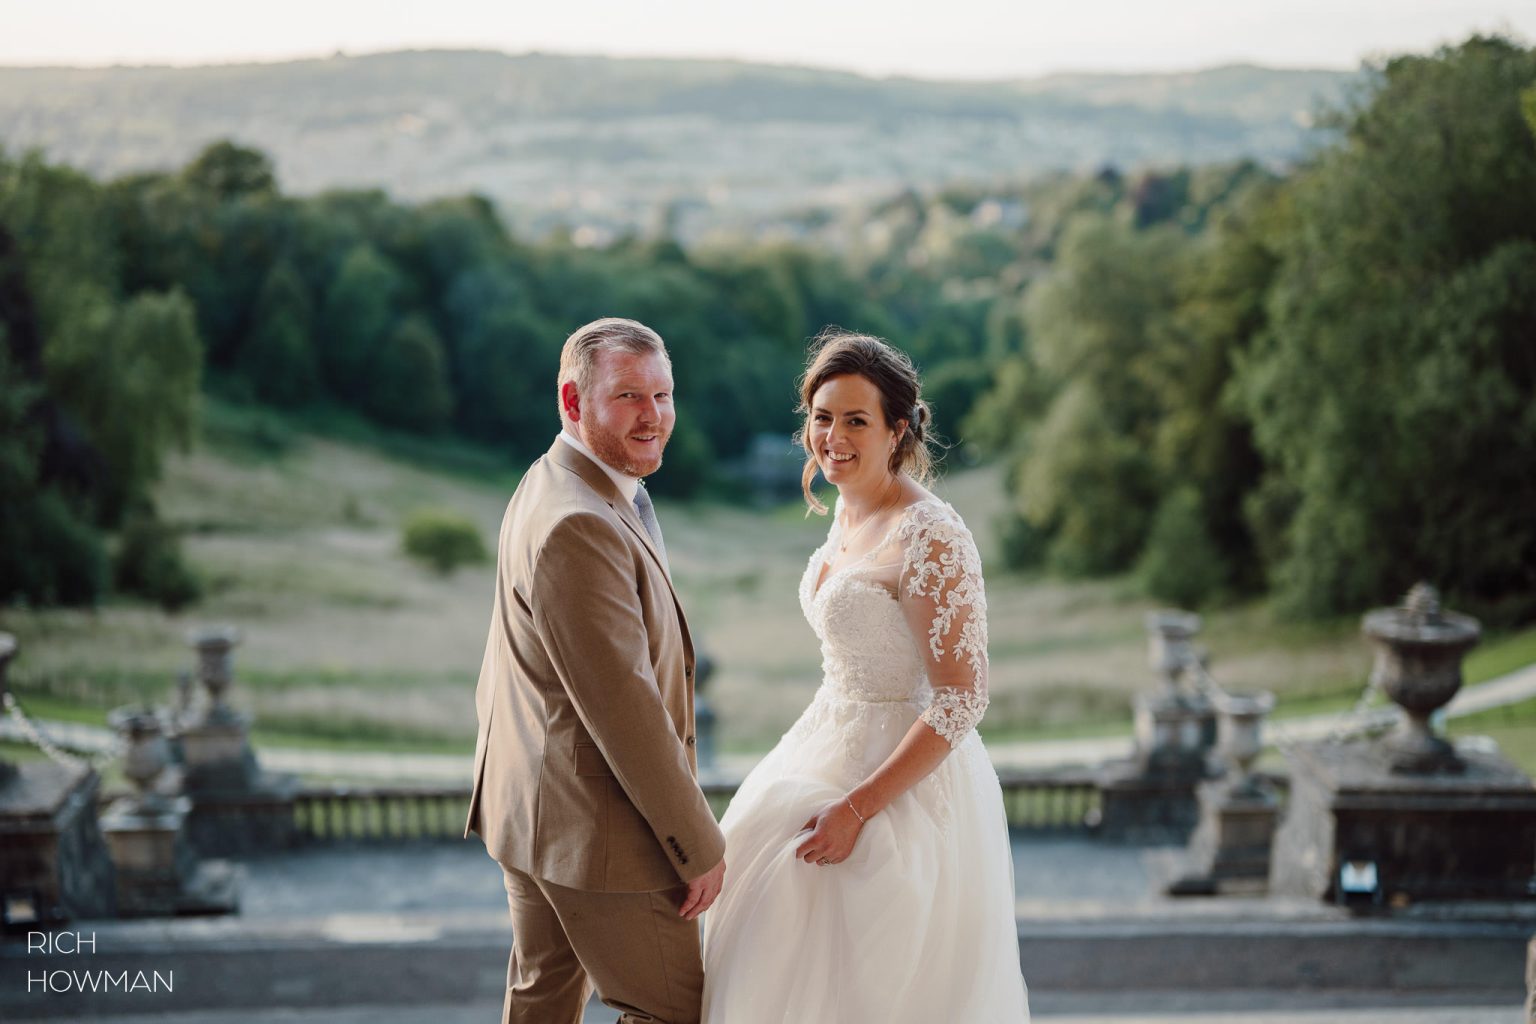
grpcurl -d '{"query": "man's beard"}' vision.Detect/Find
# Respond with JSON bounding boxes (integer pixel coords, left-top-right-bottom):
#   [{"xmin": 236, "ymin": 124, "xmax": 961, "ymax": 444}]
[{"xmin": 584, "ymin": 421, "xmax": 666, "ymax": 478}]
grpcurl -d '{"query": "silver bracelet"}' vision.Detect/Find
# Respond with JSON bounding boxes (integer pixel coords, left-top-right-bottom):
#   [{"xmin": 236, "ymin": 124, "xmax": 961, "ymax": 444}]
[{"xmin": 844, "ymin": 795, "xmax": 868, "ymax": 824}]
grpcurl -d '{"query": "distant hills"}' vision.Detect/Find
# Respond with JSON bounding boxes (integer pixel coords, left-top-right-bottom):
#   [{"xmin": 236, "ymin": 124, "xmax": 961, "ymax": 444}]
[{"xmin": 0, "ymin": 49, "xmax": 1358, "ymax": 240}]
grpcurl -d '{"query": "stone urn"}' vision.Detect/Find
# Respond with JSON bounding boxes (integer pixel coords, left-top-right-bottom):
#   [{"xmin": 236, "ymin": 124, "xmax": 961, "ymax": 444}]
[
  {"xmin": 1213, "ymin": 690, "xmax": 1275, "ymax": 797},
  {"xmin": 108, "ymin": 706, "xmax": 176, "ymax": 815},
  {"xmin": 188, "ymin": 625, "xmax": 243, "ymax": 726},
  {"xmin": 1146, "ymin": 611, "xmax": 1202, "ymax": 698},
  {"xmin": 1361, "ymin": 583, "xmax": 1480, "ymax": 773},
  {"xmin": 0, "ymin": 632, "xmax": 15, "ymax": 784}
]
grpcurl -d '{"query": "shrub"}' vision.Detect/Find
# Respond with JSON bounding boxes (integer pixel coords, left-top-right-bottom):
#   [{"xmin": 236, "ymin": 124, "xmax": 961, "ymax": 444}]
[{"xmin": 402, "ymin": 509, "xmax": 488, "ymax": 575}]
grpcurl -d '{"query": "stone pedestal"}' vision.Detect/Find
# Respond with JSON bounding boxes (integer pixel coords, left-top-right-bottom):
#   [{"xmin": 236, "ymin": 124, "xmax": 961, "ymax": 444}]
[
  {"xmin": 184, "ymin": 777, "xmax": 299, "ymax": 856},
  {"xmin": 99, "ymin": 796, "xmax": 238, "ymax": 918},
  {"xmin": 1098, "ymin": 764, "xmax": 1204, "ymax": 843},
  {"xmin": 177, "ymin": 714, "xmax": 296, "ymax": 855},
  {"xmin": 1168, "ymin": 777, "xmax": 1281, "ymax": 895},
  {"xmin": 1098, "ymin": 693, "xmax": 1214, "ymax": 843},
  {"xmin": 180, "ymin": 716, "xmax": 261, "ymax": 792},
  {"xmin": 0, "ymin": 762, "xmax": 116, "ymax": 926},
  {"xmin": 175, "ymin": 626, "xmax": 297, "ymax": 855},
  {"xmin": 1271, "ymin": 740, "xmax": 1536, "ymax": 904}
]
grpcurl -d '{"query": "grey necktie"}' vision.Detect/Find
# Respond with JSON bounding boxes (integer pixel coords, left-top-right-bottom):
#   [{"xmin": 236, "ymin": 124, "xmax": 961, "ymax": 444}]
[{"xmin": 632, "ymin": 485, "xmax": 669, "ymax": 573}]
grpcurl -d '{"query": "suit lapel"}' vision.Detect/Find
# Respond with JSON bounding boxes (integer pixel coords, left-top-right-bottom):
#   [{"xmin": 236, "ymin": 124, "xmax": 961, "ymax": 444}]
[{"xmin": 546, "ymin": 439, "xmax": 690, "ymax": 639}]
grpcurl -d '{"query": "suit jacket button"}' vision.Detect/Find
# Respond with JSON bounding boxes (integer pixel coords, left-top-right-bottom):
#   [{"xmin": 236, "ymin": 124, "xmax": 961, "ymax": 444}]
[{"xmin": 685, "ymin": 736, "xmax": 696, "ymax": 747}]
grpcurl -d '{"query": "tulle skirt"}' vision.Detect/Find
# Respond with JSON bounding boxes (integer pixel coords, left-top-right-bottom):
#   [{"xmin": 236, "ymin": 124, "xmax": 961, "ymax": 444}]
[{"xmin": 701, "ymin": 693, "xmax": 1030, "ymax": 1023}]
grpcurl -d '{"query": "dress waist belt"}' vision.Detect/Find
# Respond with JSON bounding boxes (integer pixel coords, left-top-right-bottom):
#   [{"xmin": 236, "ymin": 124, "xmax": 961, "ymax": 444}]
[{"xmin": 816, "ymin": 690, "xmax": 922, "ymax": 706}]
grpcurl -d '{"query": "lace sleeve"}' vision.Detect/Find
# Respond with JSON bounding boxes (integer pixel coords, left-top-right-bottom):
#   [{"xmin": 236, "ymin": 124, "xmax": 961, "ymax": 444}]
[{"xmin": 897, "ymin": 505, "xmax": 990, "ymax": 748}]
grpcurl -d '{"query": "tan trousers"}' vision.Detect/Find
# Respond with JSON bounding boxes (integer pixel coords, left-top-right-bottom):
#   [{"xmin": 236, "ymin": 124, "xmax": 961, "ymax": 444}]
[{"xmin": 501, "ymin": 866, "xmax": 704, "ymax": 1024}]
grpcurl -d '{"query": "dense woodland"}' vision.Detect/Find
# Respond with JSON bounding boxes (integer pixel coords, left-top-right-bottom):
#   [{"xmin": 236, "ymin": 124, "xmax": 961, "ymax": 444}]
[{"xmin": 2, "ymin": 36, "xmax": 1533, "ymax": 624}]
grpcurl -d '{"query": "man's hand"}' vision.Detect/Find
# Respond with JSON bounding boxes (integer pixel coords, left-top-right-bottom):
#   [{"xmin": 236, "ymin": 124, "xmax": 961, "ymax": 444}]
[{"xmin": 679, "ymin": 857, "xmax": 726, "ymax": 921}]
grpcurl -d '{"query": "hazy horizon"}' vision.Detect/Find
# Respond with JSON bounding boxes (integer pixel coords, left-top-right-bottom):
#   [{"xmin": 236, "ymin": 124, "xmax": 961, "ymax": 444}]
[
  {"xmin": 0, "ymin": 44, "xmax": 1360, "ymax": 81},
  {"xmin": 3, "ymin": 0, "xmax": 1531, "ymax": 80}
]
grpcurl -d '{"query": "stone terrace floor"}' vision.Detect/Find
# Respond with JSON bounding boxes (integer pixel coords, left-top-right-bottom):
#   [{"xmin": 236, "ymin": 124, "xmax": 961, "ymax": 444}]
[{"xmin": 4, "ymin": 836, "xmax": 1525, "ymax": 1023}]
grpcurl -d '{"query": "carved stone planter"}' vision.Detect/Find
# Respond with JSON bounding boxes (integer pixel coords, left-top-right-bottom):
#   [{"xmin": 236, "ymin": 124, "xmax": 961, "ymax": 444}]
[
  {"xmin": 1362, "ymin": 583, "xmax": 1480, "ymax": 774},
  {"xmin": 1271, "ymin": 585, "xmax": 1536, "ymax": 905},
  {"xmin": 1215, "ymin": 690, "xmax": 1275, "ymax": 799}
]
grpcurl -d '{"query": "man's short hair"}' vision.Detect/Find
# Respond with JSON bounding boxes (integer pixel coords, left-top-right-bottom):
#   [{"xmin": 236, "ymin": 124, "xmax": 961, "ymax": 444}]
[{"xmin": 557, "ymin": 318, "xmax": 670, "ymax": 413}]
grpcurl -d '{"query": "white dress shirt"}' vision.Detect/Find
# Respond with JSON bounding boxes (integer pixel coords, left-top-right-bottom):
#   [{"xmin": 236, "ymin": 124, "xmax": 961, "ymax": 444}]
[{"xmin": 559, "ymin": 429, "xmax": 640, "ymax": 503}]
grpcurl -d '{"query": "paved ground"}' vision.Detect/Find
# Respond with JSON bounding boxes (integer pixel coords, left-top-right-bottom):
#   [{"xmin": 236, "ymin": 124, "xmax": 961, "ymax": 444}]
[
  {"xmin": 232, "ymin": 834, "xmax": 1163, "ymax": 917},
  {"xmin": 6, "ymin": 839, "xmax": 1528, "ymax": 1023},
  {"xmin": 33, "ymin": 993, "xmax": 1525, "ymax": 1023}
]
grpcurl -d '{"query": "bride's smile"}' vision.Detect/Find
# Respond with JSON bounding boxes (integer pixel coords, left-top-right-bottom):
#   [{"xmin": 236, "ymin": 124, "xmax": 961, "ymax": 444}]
[{"xmin": 808, "ymin": 373, "xmax": 907, "ymax": 498}]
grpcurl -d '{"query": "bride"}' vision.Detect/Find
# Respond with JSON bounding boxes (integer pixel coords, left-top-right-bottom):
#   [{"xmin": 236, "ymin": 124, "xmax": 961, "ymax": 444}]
[{"xmin": 702, "ymin": 331, "xmax": 1029, "ymax": 1022}]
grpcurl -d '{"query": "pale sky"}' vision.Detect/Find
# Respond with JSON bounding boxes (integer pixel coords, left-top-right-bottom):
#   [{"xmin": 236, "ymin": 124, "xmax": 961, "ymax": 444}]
[{"xmin": 1, "ymin": 0, "xmax": 1531, "ymax": 78}]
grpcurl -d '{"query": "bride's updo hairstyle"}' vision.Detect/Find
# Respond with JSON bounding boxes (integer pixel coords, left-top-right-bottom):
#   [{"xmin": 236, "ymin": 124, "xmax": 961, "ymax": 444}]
[{"xmin": 797, "ymin": 328, "xmax": 935, "ymax": 515}]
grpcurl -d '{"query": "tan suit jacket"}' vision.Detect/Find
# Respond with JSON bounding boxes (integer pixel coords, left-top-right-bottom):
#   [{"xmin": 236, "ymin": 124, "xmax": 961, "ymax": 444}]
[{"xmin": 465, "ymin": 437, "xmax": 725, "ymax": 892}]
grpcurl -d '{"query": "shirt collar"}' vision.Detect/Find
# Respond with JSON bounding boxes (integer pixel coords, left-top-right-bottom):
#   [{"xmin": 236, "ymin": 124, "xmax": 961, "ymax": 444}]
[{"xmin": 559, "ymin": 429, "xmax": 640, "ymax": 503}]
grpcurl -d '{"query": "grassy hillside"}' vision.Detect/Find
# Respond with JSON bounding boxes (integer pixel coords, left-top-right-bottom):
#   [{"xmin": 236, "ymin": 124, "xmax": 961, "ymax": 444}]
[{"xmin": 2, "ymin": 399, "xmax": 1529, "ymax": 757}]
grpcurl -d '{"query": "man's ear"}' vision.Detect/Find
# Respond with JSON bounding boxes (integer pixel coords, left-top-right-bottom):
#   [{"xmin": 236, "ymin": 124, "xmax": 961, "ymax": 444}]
[{"xmin": 560, "ymin": 381, "xmax": 582, "ymax": 424}]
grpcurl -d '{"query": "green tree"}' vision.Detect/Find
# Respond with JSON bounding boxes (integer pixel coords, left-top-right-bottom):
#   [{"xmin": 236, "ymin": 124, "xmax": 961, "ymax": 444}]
[
  {"xmin": 181, "ymin": 141, "xmax": 277, "ymax": 202},
  {"xmin": 1233, "ymin": 36, "xmax": 1536, "ymax": 619},
  {"xmin": 1137, "ymin": 486, "xmax": 1230, "ymax": 607},
  {"xmin": 450, "ymin": 301, "xmax": 558, "ymax": 452},
  {"xmin": 43, "ymin": 288, "xmax": 202, "ymax": 524},
  {"xmin": 1151, "ymin": 181, "xmax": 1280, "ymax": 593},
  {"xmin": 114, "ymin": 504, "xmax": 201, "ymax": 611},
  {"xmin": 238, "ymin": 261, "xmax": 320, "ymax": 406},
  {"xmin": 0, "ymin": 345, "xmax": 108, "ymax": 606},
  {"xmin": 994, "ymin": 214, "xmax": 1186, "ymax": 573},
  {"xmin": 365, "ymin": 314, "xmax": 454, "ymax": 432},
  {"xmin": 318, "ymin": 244, "xmax": 402, "ymax": 401},
  {"xmin": 646, "ymin": 414, "xmax": 711, "ymax": 498},
  {"xmin": 1017, "ymin": 381, "xmax": 1160, "ymax": 575}
]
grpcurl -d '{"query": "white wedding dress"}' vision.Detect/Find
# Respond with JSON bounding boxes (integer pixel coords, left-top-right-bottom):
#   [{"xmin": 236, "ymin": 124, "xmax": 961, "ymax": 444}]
[{"xmin": 702, "ymin": 498, "xmax": 1029, "ymax": 1023}]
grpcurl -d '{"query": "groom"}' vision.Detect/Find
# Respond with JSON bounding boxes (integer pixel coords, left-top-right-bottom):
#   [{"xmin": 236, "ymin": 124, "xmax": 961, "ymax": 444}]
[{"xmin": 465, "ymin": 317, "xmax": 727, "ymax": 1024}]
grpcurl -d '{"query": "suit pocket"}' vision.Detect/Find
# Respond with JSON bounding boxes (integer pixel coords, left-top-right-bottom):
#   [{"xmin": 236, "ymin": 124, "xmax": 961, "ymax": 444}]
[{"xmin": 574, "ymin": 741, "xmax": 613, "ymax": 777}]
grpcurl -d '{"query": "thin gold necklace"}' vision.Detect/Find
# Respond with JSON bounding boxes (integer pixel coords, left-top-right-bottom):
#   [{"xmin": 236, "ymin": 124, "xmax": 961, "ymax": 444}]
[{"xmin": 838, "ymin": 476, "xmax": 901, "ymax": 553}]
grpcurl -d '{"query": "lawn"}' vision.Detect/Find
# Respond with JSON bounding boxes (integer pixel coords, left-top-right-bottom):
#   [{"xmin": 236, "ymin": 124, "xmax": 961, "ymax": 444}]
[{"xmin": 2, "ymin": 400, "xmax": 1529, "ymax": 762}]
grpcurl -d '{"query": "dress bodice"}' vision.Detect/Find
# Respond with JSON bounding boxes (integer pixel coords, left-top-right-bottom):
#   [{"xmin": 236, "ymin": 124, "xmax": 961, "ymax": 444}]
[
  {"xmin": 797, "ymin": 498, "xmax": 991, "ymax": 744},
  {"xmin": 799, "ymin": 531, "xmax": 924, "ymax": 703}
]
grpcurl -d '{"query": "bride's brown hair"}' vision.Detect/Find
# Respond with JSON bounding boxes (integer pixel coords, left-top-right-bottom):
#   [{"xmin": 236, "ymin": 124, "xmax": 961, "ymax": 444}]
[{"xmin": 796, "ymin": 328, "xmax": 935, "ymax": 515}]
